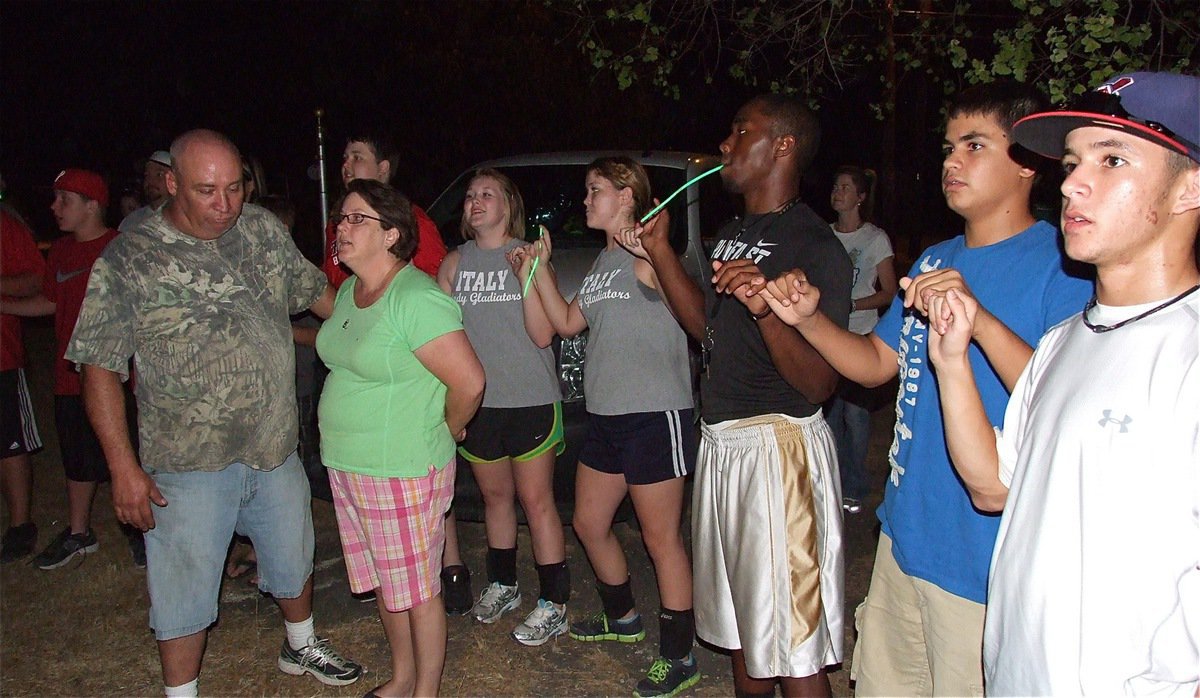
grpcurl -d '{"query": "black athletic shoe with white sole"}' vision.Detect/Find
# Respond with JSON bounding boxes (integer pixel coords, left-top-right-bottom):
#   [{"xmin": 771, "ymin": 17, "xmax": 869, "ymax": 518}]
[
  {"xmin": 33, "ymin": 527, "xmax": 98, "ymax": 570},
  {"xmin": 277, "ymin": 636, "xmax": 363, "ymax": 686}
]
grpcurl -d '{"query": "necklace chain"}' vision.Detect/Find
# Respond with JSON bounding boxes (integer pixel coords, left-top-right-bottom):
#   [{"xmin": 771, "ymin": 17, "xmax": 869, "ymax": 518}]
[
  {"xmin": 736, "ymin": 195, "xmax": 801, "ymax": 238},
  {"xmin": 707, "ymin": 195, "xmax": 803, "ymax": 330},
  {"xmin": 1081, "ymin": 283, "xmax": 1200, "ymax": 333}
]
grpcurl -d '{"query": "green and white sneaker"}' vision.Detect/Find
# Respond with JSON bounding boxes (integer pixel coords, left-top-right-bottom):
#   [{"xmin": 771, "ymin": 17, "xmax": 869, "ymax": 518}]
[
  {"xmin": 472, "ymin": 581, "xmax": 521, "ymax": 624},
  {"xmin": 634, "ymin": 654, "xmax": 701, "ymax": 697},
  {"xmin": 568, "ymin": 610, "xmax": 645, "ymax": 643},
  {"xmin": 511, "ymin": 598, "xmax": 567, "ymax": 646}
]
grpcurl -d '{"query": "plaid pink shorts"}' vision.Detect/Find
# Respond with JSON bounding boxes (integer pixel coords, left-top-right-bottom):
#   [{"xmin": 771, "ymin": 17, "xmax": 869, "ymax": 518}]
[{"xmin": 328, "ymin": 459, "xmax": 455, "ymax": 613}]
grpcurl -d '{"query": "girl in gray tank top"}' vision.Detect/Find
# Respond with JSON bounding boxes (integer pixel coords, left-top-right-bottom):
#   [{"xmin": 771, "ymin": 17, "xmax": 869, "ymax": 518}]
[
  {"xmin": 437, "ymin": 170, "xmax": 569, "ymax": 643},
  {"xmin": 512, "ymin": 157, "xmax": 700, "ymax": 693}
]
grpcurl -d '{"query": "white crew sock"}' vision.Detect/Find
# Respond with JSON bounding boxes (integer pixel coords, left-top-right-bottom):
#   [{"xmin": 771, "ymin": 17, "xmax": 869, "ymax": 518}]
[
  {"xmin": 164, "ymin": 678, "xmax": 198, "ymax": 697},
  {"xmin": 284, "ymin": 616, "xmax": 315, "ymax": 650}
]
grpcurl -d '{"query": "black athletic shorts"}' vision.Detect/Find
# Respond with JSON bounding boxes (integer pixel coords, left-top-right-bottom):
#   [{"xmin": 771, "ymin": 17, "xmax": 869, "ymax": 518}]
[
  {"xmin": 578, "ymin": 409, "xmax": 697, "ymax": 485},
  {"xmin": 55, "ymin": 394, "xmax": 109, "ymax": 482},
  {"xmin": 1, "ymin": 369, "xmax": 42, "ymax": 458},
  {"xmin": 458, "ymin": 402, "xmax": 565, "ymax": 463}
]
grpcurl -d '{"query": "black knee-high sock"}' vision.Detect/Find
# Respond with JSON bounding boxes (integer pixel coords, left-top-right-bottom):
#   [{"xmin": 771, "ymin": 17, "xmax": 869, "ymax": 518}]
[
  {"xmin": 536, "ymin": 561, "xmax": 570, "ymax": 605},
  {"xmin": 596, "ymin": 577, "xmax": 636, "ymax": 619},
  {"xmin": 486, "ymin": 546, "xmax": 517, "ymax": 586},
  {"xmin": 658, "ymin": 607, "xmax": 695, "ymax": 659}
]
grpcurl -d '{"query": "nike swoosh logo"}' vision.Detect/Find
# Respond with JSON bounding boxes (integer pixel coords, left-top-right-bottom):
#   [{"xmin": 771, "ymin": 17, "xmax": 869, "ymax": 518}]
[
  {"xmin": 754, "ymin": 240, "xmax": 778, "ymax": 248},
  {"xmin": 56, "ymin": 269, "xmax": 87, "ymax": 284}
]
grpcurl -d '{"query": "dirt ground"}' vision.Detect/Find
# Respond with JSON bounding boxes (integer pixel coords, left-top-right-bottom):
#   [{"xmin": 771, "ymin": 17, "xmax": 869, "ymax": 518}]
[{"xmin": 0, "ymin": 320, "xmax": 894, "ymax": 697}]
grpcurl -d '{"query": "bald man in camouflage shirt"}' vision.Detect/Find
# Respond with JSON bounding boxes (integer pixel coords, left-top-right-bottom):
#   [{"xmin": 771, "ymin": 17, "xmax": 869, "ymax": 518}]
[{"xmin": 66, "ymin": 129, "xmax": 362, "ymax": 696}]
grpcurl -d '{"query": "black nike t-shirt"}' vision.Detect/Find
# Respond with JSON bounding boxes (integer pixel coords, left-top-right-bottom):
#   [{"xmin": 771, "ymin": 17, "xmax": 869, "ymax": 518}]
[{"xmin": 701, "ymin": 201, "xmax": 852, "ymax": 422}]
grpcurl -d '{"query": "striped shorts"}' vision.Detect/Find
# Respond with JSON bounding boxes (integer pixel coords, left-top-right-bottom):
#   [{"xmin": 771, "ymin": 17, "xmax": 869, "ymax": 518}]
[
  {"xmin": 578, "ymin": 408, "xmax": 698, "ymax": 485},
  {"xmin": 328, "ymin": 458, "xmax": 455, "ymax": 613},
  {"xmin": 0, "ymin": 369, "xmax": 42, "ymax": 457},
  {"xmin": 692, "ymin": 412, "xmax": 845, "ymax": 679}
]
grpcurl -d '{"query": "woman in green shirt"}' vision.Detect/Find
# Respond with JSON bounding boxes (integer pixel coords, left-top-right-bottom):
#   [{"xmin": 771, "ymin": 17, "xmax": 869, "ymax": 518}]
[{"xmin": 316, "ymin": 179, "xmax": 484, "ymax": 697}]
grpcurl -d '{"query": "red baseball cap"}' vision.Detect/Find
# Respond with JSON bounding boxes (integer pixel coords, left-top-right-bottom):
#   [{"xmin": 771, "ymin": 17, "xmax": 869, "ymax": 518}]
[{"xmin": 53, "ymin": 169, "xmax": 109, "ymax": 207}]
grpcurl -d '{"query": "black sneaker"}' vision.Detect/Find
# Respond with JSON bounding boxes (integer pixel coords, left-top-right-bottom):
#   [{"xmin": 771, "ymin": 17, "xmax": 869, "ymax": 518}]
[
  {"xmin": 0, "ymin": 522, "xmax": 37, "ymax": 563},
  {"xmin": 277, "ymin": 636, "xmax": 363, "ymax": 686},
  {"xmin": 32, "ymin": 527, "xmax": 98, "ymax": 570},
  {"xmin": 568, "ymin": 610, "xmax": 645, "ymax": 643},
  {"xmin": 440, "ymin": 564, "xmax": 472, "ymax": 616},
  {"xmin": 351, "ymin": 590, "xmax": 377, "ymax": 603},
  {"xmin": 634, "ymin": 654, "xmax": 701, "ymax": 697}
]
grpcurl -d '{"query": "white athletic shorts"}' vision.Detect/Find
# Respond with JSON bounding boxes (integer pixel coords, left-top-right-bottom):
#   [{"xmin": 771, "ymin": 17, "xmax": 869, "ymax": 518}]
[{"xmin": 692, "ymin": 411, "xmax": 845, "ymax": 679}]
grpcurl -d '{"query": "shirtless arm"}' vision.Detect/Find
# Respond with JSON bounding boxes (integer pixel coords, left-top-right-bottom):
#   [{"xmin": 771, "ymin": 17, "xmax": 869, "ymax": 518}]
[
  {"xmin": 414, "ymin": 330, "xmax": 485, "ymax": 440},
  {"xmin": 510, "ymin": 240, "xmax": 557, "ymax": 348},
  {"xmin": 0, "ymin": 272, "xmax": 42, "ymax": 298},
  {"xmin": 626, "ymin": 209, "xmax": 706, "ymax": 341},
  {"xmin": 513, "ymin": 232, "xmax": 588, "ymax": 338},
  {"xmin": 0, "ymin": 294, "xmax": 55, "ymax": 316},
  {"xmin": 307, "ymin": 284, "xmax": 336, "ymax": 320},
  {"xmin": 755, "ymin": 269, "xmax": 900, "ymax": 387},
  {"xmin": 854, "ymin": 256, "xmax": 899, "ymax": 312},
  {"xmin": 926, "ymin": 289, "xmax": 1008, "ymax": 512}
]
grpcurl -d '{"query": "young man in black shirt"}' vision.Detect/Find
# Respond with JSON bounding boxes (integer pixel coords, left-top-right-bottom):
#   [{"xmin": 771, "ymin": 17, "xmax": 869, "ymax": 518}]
[{"xmin": 631, "ymin": 94, "xmax": 852, "ymax": 697}]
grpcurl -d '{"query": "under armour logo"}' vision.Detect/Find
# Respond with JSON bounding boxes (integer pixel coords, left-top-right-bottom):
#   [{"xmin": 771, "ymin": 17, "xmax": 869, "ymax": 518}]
[{"xmin": 1097, "ymin": 409, "xmax": 1132, "ymax": 433}]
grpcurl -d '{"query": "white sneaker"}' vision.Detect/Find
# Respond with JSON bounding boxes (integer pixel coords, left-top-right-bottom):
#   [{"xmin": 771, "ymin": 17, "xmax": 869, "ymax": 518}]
[
  {"xmin": 511, "ymin": 599, "xmax": 567, "ymax": 646},
  {"xmin": 472, "ymin": 581, "xmax": 521, "ymax": 624}
]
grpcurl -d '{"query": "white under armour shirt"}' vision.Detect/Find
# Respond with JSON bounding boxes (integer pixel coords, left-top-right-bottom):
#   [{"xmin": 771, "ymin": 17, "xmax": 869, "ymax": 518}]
[{"xmin": 987, "ymin": 292, "xmax": 1199, "ymax": 695}]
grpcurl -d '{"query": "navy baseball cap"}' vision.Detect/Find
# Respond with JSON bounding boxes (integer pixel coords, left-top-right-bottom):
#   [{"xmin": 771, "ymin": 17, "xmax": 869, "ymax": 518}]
[{"xmin": 1013, "ymin": 72, "xmax": 1200, "ymax": 164}]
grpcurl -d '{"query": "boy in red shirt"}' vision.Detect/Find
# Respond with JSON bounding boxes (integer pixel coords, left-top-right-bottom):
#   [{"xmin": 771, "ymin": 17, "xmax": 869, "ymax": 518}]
[
  {"xmin": 0, "ymin": 206, "xmax": 46, "ymax": 563},
  {"xmin": 2, "ymin": 169, "xmax": 143, "ymax": 568},
  {"xmin": 322, "ymin": 133, "xmax": 447, "ymax": 287}
]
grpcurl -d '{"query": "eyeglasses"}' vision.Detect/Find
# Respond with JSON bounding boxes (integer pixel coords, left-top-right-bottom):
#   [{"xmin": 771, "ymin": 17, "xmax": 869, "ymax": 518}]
[{"xmin": 331, "ymin": 212, "xmax": 383, "ymax": 226}]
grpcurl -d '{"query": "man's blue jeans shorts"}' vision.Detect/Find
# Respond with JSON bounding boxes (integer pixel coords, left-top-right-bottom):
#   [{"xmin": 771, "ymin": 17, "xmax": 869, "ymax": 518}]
[{"xmin": 144, "ymin": 452, "xmax": 315, "ymax": 641}]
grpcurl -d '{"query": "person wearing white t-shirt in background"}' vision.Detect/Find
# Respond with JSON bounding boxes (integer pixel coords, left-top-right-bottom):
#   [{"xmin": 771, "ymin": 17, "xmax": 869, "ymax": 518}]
[
  {"xmin": 827, "ymin": 166, "xmax": 896, "ymax": 514},
  {"xmin": 924, "ymin": 71, "xmax": 1199, "ymax": 695}
]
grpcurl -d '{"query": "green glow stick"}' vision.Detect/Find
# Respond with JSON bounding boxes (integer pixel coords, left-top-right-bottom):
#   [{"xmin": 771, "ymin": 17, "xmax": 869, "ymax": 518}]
[
  {"xmin": 522, "ymin": 226, "xmax": 546, "ymax": 297},
  {"xmin": 639, "ymin": 164, "xmax": 724, "ymax": 223}
]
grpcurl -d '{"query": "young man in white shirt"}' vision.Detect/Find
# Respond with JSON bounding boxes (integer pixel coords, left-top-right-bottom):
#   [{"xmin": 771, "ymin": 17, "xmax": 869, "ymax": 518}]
[{"xmin": 924, "ymin": 71, "xmax": 1199, "ymax": 695}]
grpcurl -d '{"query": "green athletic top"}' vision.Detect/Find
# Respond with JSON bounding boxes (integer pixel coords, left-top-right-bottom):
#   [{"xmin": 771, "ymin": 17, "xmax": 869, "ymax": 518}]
[{"xmin": 316, "ymin": 264, "xmax": 463, "ymax": 478}]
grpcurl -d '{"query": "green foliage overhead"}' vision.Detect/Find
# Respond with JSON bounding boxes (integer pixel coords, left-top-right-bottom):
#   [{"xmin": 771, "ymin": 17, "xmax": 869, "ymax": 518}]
[{"xmin": 552, "ymin": 0, "xmax": 1199, "ymax": 109}]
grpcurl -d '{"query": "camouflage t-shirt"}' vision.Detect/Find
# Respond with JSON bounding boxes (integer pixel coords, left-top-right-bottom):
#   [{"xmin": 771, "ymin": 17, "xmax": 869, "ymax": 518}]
[{"xmin": 65, "ymin": 204, "xmax": 327, "ymax": 473}]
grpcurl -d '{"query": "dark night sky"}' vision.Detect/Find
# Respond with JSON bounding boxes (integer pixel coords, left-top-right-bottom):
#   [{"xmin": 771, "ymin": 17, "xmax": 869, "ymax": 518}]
[{"xmin": 2, "ymin": 0, "xmax": 945, "ymax": 254}]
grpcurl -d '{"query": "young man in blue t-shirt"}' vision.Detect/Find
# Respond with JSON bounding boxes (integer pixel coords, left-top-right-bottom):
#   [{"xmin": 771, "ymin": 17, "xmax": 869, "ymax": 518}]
[{"xmin": 752, "ymin": 82, "xmax": 1093, "ymax": 695}]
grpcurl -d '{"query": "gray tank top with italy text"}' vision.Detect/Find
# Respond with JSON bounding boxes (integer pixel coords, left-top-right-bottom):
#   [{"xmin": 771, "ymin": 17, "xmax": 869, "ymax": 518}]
[
  {"xmin": 577, "ymin": 247, "xmax": 692, "ymax": 415},
  {"xmin": 452, "ymin": 239, "xmax": 561, "ymax": 408}
]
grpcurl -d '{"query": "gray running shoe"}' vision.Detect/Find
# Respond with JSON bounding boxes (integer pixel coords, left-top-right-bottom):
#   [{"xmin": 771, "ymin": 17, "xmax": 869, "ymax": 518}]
[
  {"xmin": 511, "ymin": 599, "xmax": 567, "ymax": 646},
  {"xmin": 472, "ymin": 581, "xmax": 521, "ymax": 624}
]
